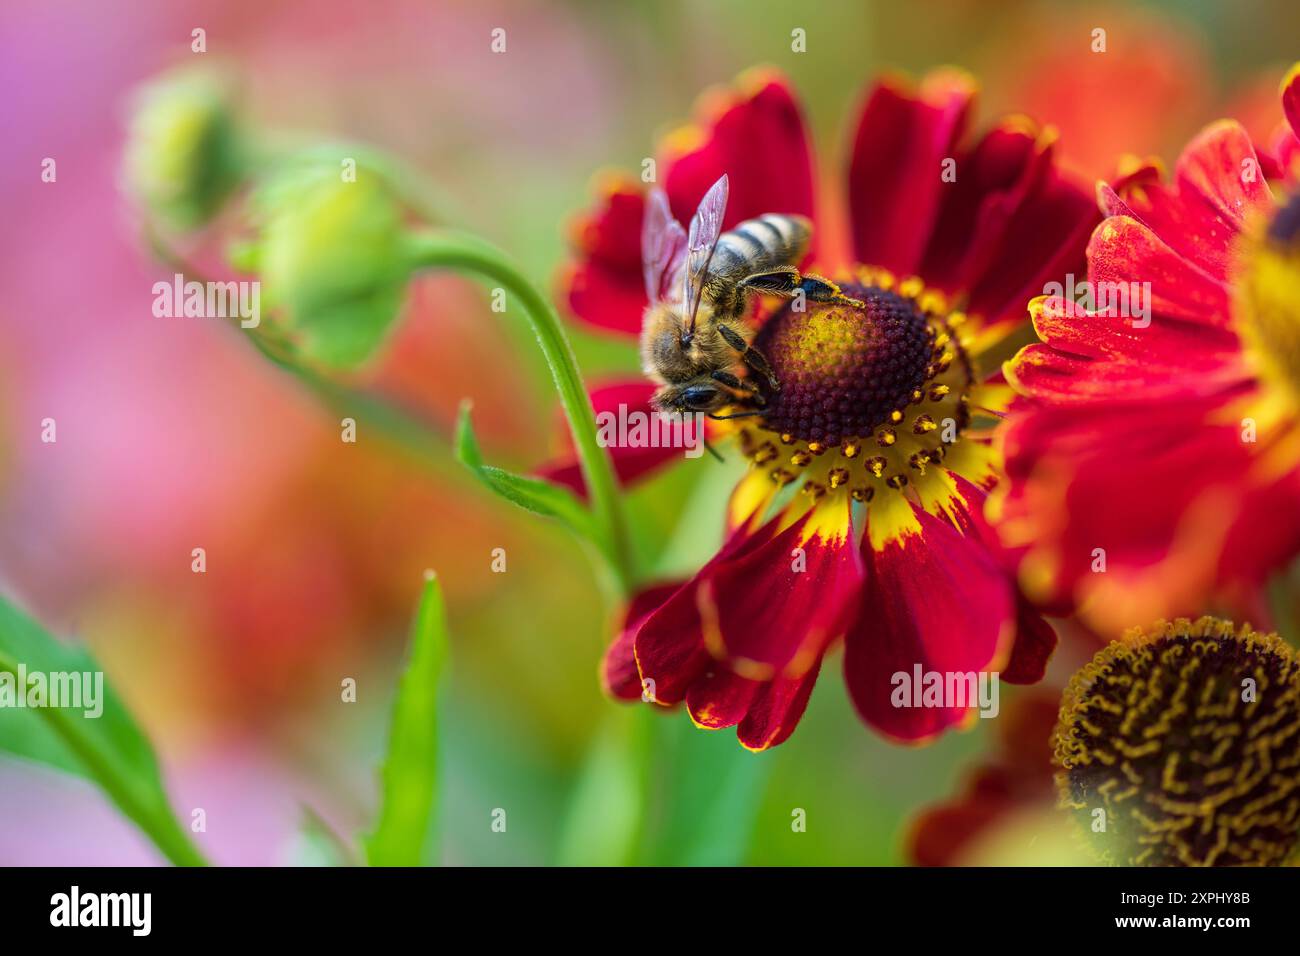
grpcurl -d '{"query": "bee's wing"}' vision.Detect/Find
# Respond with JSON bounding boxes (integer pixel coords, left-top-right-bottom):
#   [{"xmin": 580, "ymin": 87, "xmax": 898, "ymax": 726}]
[
  {"xmin": 684, "ymin": 174, "xmax": 729, "ymax": 333},
  {"xmin": 641, "ymin": 188, "xmax": 687, "ymax": 304}
]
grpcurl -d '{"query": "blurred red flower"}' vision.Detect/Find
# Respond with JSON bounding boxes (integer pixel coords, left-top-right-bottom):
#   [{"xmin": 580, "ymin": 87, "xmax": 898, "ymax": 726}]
[{"xmin": 997, "ymin": 64, "xmax": 1300, "ymax": 634}]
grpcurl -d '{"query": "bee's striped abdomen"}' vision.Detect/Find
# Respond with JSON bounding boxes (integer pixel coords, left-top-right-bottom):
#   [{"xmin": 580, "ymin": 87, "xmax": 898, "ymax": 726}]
[{"xmin": 709, "ymin": 214, "xmax": 811, "ymax": 280}]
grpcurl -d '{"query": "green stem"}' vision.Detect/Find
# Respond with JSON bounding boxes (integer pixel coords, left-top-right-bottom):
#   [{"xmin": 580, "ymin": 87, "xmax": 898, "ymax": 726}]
[
  {"xmin": 0, "ymin": 651, "xmax": 209, "ymax": 867},
  {"xmin": 405, "ymin": 230, "xmax": 634, "ymax": 592}
]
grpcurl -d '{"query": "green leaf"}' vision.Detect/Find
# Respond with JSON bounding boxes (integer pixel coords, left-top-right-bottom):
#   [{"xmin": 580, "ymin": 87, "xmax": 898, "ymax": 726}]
[
  {"xmin": 637, "ymin": 716, "xmax": 771, "ymax": 866},
  {"xmin": 363, "ymin": 572, "xmax": 450, "ymax": 866},
  {"xmin": 454, "ymin": 402, "xmax": 599, "ymax": 542},
  {"xmin": 554, "ymin": 707, "xmax": 649, "ymax": 866},
  {"xmin": 0, "ymin": 595, "xmax": 207, "ymax": 866}
]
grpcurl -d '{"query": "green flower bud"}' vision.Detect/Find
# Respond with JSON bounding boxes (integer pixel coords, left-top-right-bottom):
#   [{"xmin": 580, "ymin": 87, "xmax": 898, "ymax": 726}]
[
  {"xmin": 251, "ymin": 160, "xmax": 412, "ymax": 368},
  {"xmin": 124, "ymin": 69, "xmax": 244, "ymax": 230}
]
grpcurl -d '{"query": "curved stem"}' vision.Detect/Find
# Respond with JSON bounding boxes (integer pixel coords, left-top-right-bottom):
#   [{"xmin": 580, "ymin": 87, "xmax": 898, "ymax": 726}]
[
  {"xmin": 406, "ymin": 230, "xmax": 633, "ymax": 592},
  {"xmin": 0, "ymin": 651, "xmax": 209, "ymax": 867}
]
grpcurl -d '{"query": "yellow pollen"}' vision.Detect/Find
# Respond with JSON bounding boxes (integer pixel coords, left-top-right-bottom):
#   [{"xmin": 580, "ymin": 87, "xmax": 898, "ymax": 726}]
[
  {"xmin": 898, "ymin": 276, "xmax": 924, "ymax": 298},
  {"xmin": 733, "ymin": 275, "xmax": 980, "ymax": 521},
  {"xmin": 801, "ymin": 482, "xmax": 827, "ymax": 500},
  {"xmin": 918, "ymin": 290, "xmax": 947, "ymax": 314}
]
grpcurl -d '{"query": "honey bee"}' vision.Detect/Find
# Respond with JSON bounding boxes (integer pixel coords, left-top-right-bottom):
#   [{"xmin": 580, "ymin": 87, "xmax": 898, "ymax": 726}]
[{"xmin": 639, "ymin": 173, "xmax": 861, "ymax": 418}]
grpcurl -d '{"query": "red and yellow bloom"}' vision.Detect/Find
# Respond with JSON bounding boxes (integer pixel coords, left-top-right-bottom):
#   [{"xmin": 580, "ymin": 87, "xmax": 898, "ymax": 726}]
[
  {"xmin": 998, "ymin": 64, "xmax": 1300, "ymax": 634},
  {"xmin": 551, "ymin": 68, "xmax": 1098, "ymax": 748}
]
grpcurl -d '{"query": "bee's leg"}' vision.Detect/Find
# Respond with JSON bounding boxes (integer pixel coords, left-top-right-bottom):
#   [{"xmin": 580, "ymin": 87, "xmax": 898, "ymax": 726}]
[
  {"xmin": 799, "ymin": 272, "xmax": 866, "ymax": 309},
  {"xmin": 710, "ymin": 369, "xmax": 766, "ymax": 406},
  {"xmin": 701, "ymin": 436, "xmax": 725, "ymax": 463},
  {"xmin": 717, "ymin": 323, "xmax": 780, "ymax": 391},
  {"xmin": 707, "ymin": 408, "xmax": 764, "ymax": 421},
  {"xmin": 735, "ymin": 266, "xmax": 801, "ymax": 296},
  {"xmin": 738, "ymin": 268, "xmax": 865, "ymax": 309}
]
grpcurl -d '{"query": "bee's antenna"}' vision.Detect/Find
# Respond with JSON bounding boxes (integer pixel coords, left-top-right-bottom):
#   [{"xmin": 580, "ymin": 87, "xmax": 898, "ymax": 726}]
[{"xmin": 702, "ymin": 437, "xmax": 724, "ymax": 462}]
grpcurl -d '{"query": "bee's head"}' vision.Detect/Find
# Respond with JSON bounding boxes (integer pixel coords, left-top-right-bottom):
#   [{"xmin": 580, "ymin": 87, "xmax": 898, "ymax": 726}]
[
  {"xmin": 641, "ymin": 301, "xmax": 701, "ymax": 383},
  {"xmin": 652, "ymin": 380, "xmax": 729, "ymax": 415}
]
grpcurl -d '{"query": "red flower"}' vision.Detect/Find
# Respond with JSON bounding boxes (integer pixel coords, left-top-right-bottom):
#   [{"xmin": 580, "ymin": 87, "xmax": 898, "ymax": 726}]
[
  {"xmin": 550, "ymin": 68, "xmax": 1098, "ymax": 748},
  {"xmin": 907, "ymin": 689, "xmax": 1061, "ymax": 866},
  {"xmin": 998, "ymin": 63, "xmax": 1300, "ymax": 635}
]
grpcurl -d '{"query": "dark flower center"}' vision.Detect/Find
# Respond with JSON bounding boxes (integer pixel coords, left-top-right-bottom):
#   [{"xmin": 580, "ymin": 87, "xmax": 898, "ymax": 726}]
[
  {"xmin": 1266, "ymin": 192, "xmax": 1300, "ymax": 245},
  {"xmin": 753, "ymin": 283, "xmax": 933, "ymax": 446},
  {"xmin": 1054, "ymin": 617, "xmax": 1300, "ymax": 867},
  {"xmin": 734, "ymin": 271, "xmax": 975, "ymax": 503}
]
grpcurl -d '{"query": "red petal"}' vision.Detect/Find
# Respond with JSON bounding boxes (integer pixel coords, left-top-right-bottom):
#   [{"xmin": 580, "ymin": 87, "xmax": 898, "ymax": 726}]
[
  {"xmin": 1263, "ymin": 122, "xmax": 1300, "ymax": 187},
  {"xmin": 848, "ymin": 69, "xmax": 977, "ymax": 276},
  {"xmin": 1173, "ymin": 120, "xmax": 1273, "ymax": 228},
  {"xmin": 535, "ymin": 379, "xmax": 686, "ymax": 497},
  {"xmin": 559, "ymin": 177, "xmax": 648, "ymax": 336},
  {"xmin": 845, "ymin": 505, "xmax": 1014, "ymax": 742},
  {"xmin": 918, "ymin": 119, "xmax": 1053, "ymax": 294},
  {"xmin": 662, "ymin": 70, "xmax": 817, "ymax": 240},
  {"xmin": 906, "ymin": 689, "xmax": 1060, "ymax": 865},
  {"xmin": 962, "ymin": 169, "xmax": 1098, "ymax": 336},
  {"xmin": 998, "ymin": 392, "xmax": 1258, "ymax": 626},
  {"xmin": 1005, "ymin": 295, "xmax": 1244, "ymax": 405},
  {"xmin": 634, "ymin": 503, "xmax": 851, "ymax": 750},
  {"xmin": 685, "ymin": 668, "xmax": 761, "ymax": 729},
  {"xmin": 634, "ymin": 524, "xmax": 770, "ymax": 704},
  {"xmin": 1086, "ymin": 215, "xmax": 1230, "ymax": 326},
  {"xmin": 907, "ymin": 768, "xmax": 1017, "ymax": 866},
  {"xmin": 1283, "ymin": 62, "xmax": 1300, "ymax": 143},
  {"xmin": 637, "ymin": 499, "xmax": 860, "ymax": 696},
  {"xmin": 1101, "ymin": 174, "xmax": 1232, "ymax": 283},
  {"xmin": 737, "ymin": 656, "xmax": 824, "ymax": 751},
  {"xmin": 700, "ymin": 500, "xmax": 861, "ymax": 678},
  {"xmin": 602, "ymin": 582, "xmax": 682, "ymax": 701},
  {"xmin": 1000, "ymin": 600, "xmax": 1057, "ymax": 685},
  {"xmin": 681, "ymin": 649, "xmax": 824, "ymax": 751}
]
